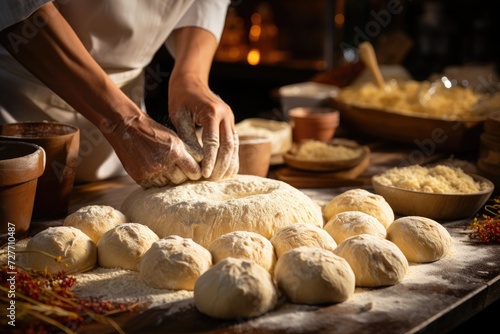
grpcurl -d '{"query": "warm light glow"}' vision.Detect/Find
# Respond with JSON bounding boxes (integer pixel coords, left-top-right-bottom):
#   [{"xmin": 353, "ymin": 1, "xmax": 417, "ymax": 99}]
[
  {"xmin": 247, "ymin": 49, "xmax": 260, "ymax": 65},
  {"xmin": 228, "ymin": 47, "xmax": 241, "ymax": 59},
  {"xmin": 334, "ymin": 14, "xmax": 344, "ymax": 26},
  {"xmin": 249, "ymin": 25, "xmax": 261, "ymax": 42},
  {"xmin": 250, "ymin": 13, "xmax": 262, "ymax": 25}
]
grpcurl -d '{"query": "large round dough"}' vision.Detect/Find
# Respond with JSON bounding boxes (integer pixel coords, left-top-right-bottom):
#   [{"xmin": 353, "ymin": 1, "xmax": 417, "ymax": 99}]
[
  {"xmin": 323, "ymin": 188, "xmax": 394, "ymax": 228},
  {"xmin": 138, "ymin": 235, "xmax": 212, "ymax": 291},
  {"xmin": 97, "ymin": 223, "xmax": 159, "ymax": 271},
  {"xmin": 386, "ymin": 216, "xmax": 452, "ymax": 263},
  {"xmin": 333, "ymin": 234, "xmax": 408, "ymax": 287},
  {"xmin": 324, "ymin": 211, "xmax": 387, "ymax": 244},
  {"xmin": 194, "ymin": 257, "xmax": 278, "ymax": 319},
  {"xmin": 121, "ymin": 175, "xmax": 323, "ymax": 248},
  {"xmin": 270, "ymin": 223, "xmax": 337, "ymax": 258},
  {"xmin": 274, "ymin": 246, "xmax": 355, "ymax": 304},
  {"xmin": 23, "ymin": 226, "xmax": 97, "ymax": 275},
  {"xmin": 207, "ymin": 231, "xmax": 276, "ymax": 273},
  {"xmin": 63, "ymin": 205, "xmax": 127, "ymax": 244}
]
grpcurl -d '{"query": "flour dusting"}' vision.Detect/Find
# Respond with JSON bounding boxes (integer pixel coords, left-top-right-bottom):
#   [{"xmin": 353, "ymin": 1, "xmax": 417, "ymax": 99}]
[{"xmin": 72, "ymin": 267, "xmax": 194, "ymax": 309}]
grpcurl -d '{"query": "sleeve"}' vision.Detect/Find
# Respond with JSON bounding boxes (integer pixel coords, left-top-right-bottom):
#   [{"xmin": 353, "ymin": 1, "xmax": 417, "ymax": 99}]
[
  {"xmin": 165, "ymin": 0, "xmax": 230, "ymax": 57},
  {"xmin": 0, "ymin": 0, "xmax": 53, "ymax": 31}
]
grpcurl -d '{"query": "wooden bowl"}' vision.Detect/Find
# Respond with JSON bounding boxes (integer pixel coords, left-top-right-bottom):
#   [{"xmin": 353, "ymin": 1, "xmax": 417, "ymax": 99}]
[
  {"xmin": 331, "ymin": 99, "xmax": 487, "ymax": 152},
  {"xmin": 283, "ymin": 139, "xmax": 369, "ymax": 172},
  {"xmin": 372, "ymin": 174, "xmax": 494, "ymax": 221}
]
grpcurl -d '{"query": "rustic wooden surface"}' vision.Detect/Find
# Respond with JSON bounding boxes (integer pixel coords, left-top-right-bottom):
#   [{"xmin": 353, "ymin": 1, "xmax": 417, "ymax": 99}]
[{"xmin": 27, "ymin": 141, "xmax": 500, "ymax": 334}]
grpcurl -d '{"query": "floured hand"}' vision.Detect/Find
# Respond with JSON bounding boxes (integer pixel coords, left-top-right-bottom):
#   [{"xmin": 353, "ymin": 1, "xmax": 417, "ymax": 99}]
[
  {"xmin": 105, "ymin": 113, "xmax": 203, "ymax": 188},
  {"xmin": 168, "ymin": 76, "xmax": 239, "ymax": 181}
]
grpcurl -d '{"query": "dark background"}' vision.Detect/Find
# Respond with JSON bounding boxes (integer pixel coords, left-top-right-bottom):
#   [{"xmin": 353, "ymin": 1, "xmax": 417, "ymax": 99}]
[{"xmin": 144, "ymin": 0, "xmax": 500, "ymax": 126}]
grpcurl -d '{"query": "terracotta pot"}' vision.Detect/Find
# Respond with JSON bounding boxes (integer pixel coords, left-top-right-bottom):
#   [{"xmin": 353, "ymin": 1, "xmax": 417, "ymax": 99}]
[
  {"xmin": 0, "ymin": 141, "xmax": 45, "ymax": 244},
  {"xmin": 238, "ymin": 135, "xmax": 273, "ymax": 177},
  {"xmin": 289, "ymin": 107, "xmax": 339, "ymax": 143},
  {"xmin": 0, "ymin": 122, "xmax": 80, "ymax": 219}
]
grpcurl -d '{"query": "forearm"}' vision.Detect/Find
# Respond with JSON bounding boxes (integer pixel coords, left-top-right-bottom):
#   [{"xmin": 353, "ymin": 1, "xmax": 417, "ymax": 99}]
[
  {"xmin": 170, "ymin": 27, "xmax": 218, "ymax": 85},
  {"xmin": 0, "ymin": 3, "xmax": 141, "ymax": 128}
]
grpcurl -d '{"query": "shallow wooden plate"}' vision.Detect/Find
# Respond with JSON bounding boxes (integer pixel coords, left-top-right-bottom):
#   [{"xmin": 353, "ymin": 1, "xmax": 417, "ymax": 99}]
[{"xmin": 283, "ymin": 138, "xmax": 370, "ymax": 172}]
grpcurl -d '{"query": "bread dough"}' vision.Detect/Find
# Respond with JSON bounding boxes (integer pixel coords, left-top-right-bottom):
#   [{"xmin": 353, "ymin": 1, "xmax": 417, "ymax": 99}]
[
  {"xmin": 323, "ymin": 188, "xmax": 394, "ymax": 228},
  {"xmin": 97, "ymin": 223, "xmax": 159, "ymax": 271},
  {"xmin": 23, "ymin": 226, "xmax": 97, "ymax": 275},
  {"xmin": 121, "ymin": 175, "xmax": 323, "ymax": 248},
  {"xmin": 138, "ymin": 235, "xmax": 212, "ymax": 291},
  {"xmin": 270, "ymin": 223, "xmax": 337, "ymax": 258},
  {"xmin": 63, "ymin": 205, "xmax": 127, "ymax": 244},
  {"xmin": 333, "ymin": 234, "xmax": 408, "ymax": 287},
  {"xmin": 274, "ymin": 246, "xmax": 355, "ymax": 304},
  {"xmin": 386, "ymin": 216, "xmax": 452, "ymax": 263},
  {"xmin": 324, "ymin": 211, "xmax": 387, "ymax": 244},
  {"xmin": 194, "ymin": 257, "xmax": 278, "ymax": 319},
  {"xmin": 207, "ymin": 231, "xmax": 276, "ymax": 273}
]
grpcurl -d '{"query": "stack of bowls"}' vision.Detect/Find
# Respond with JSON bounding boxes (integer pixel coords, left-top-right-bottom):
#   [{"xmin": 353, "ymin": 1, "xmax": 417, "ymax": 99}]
[{"xmin": 477, "ymin": 111, "xmax": 500, "ymax": 193}]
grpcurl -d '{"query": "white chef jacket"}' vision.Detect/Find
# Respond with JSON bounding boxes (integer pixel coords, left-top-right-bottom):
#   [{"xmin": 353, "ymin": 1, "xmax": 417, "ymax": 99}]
[{"xmin": 0, "ymin": 0, "xmax": 229, "ymax": 182}]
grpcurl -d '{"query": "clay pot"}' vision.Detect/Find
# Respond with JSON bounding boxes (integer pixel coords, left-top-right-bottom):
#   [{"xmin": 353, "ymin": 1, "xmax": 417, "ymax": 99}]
[
  {"xmin": 289, "ymin": 107, "xmax": 339, "ymax": 143},
  {"xmin": 238, "ymin": 135, "xmax": 273, "ymax": 177},
  {"xmin": 0, "ymin": 122, "xmax": 80, "ymax": 219},
  {"xmin": 0, "ymin": 141, "xmax": 45, "ymax": 244}
]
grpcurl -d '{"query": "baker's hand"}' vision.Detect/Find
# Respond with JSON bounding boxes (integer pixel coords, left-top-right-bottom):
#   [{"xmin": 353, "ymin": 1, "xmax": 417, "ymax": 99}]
[
  {"xmin": 105, "ymin": 112, "xmax": 203, "ymax": 188},
  {"xmin": 168, "ymin": 76, "xmax": 239, "ymax": 181}
]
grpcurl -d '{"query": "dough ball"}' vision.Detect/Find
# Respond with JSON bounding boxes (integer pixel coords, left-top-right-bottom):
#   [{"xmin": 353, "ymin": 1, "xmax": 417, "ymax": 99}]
[
  {"xmin": 386, "ymin": 216, "xmax": 452, "ymax": 263},
  {"xmin": 207, "ymin": 231, "xmax": 276, "ymax": 273},
  {"xmin": 271, "ymin": 223, "xmax": 337, "ymax": 258},
  {"xmin": 194, "ymin": 257, "xmax": 278, "ymax": 319},
  {"xmin": 324, "ymin": 211, "xmax": 387, "ymax": 244},
  {"xmin": 64, "ymin": 205, "xmax": 127, "ymax": 244},
  {"xmin": 23, "ymin": 226, "xmax": 96, "ymax": 275},
  {"xmin": 333, "ymin": 234, "xmax": 408, "ymax": 287},
  {"xmin": 323, "ymin": 188, "xmax": 394, "ymax": 228},
  {"xmin": 121, "ymin": 175, "xmax": 323, "ymax": 248},
  {"xmin": 274, "ymin": 246, "xmax": 355, "ymax": 304},
  {"xmin": 97, "ymin": 223, "xmax": 159, "ymax": 271},
  {"xmin": 138, "ymin": 235, "xmax": 212, "ymax": 291}
]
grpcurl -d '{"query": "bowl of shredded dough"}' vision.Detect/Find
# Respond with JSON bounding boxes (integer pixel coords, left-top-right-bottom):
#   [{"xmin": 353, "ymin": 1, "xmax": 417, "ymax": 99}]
[
  {"xmin": 372, "ymin": 164, "xmax": 494, "ymax": 221},
  {"xmin": 331, "ymin": 79, "xmax": 498, "ymax": 152},
  {"xmin": 283, "ymin": 138, "xmax": 370, "ymax": 172}
]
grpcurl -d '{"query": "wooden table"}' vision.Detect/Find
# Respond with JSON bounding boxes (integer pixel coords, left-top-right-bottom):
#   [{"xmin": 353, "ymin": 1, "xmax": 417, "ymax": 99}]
[{"xmin": 28, "ymin": 142, "xmax": 500, "ymax": 334}]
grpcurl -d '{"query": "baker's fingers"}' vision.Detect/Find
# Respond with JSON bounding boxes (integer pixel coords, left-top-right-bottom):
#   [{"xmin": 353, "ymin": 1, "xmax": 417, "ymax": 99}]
[
  {"xmin": 200, "ymin": 124, "xmax": 221, "ymax": 178},
  {"xmin": 175, "ymin": 116, "xmax": 204, "ymax": 163},
  {"xmin": 168, "ymin": 165, "xmax": 190, "ymax": 184},
  {"xmin": 207, "ymin": 129, "xmax": 238, "ymax": 181},
  {"xmin": 223, "ymin": 132, "xmax": 240, "ymax": 178}
]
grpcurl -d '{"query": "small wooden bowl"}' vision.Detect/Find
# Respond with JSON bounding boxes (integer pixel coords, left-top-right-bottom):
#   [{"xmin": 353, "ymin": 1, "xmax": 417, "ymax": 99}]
[
  {"xmin": 283, "ymin": 139, "xmax": 370, "ymax": 172},
  {"xmin": 372, "ymin": 174, "xmax": 495, "ymax": 221}
]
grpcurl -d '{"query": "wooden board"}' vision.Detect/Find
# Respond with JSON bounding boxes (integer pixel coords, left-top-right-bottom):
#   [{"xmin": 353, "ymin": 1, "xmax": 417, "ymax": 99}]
[{"xmin": 275, "ymin": 153, "xmax": 370, "ymax": 188}]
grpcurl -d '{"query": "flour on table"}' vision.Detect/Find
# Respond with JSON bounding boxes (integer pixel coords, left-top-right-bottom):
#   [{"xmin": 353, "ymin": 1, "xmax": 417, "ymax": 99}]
[{"xmin": 72, "ymin": 267, "xmax": 194, "ymax": 309}]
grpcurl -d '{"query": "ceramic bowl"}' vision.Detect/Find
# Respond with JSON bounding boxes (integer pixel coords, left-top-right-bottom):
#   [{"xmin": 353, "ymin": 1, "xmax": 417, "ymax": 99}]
[
  {"xmin": 0, "ymin": 122, "xmax": 80, "ymax": 219},
  {"xmin": 238, "ymin": 135, "xmax": 273, "ymax": 177},
  {"xmin": 289, "ymin": 107, "xmax": 339, "ymax": 143},
  {"xmin": 372, "ymin": 174, "xmax": 494, "ymax": 221},
  {"xmin": 0, "ymin": 141, "xmax": 45, "ymax": 243}
]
